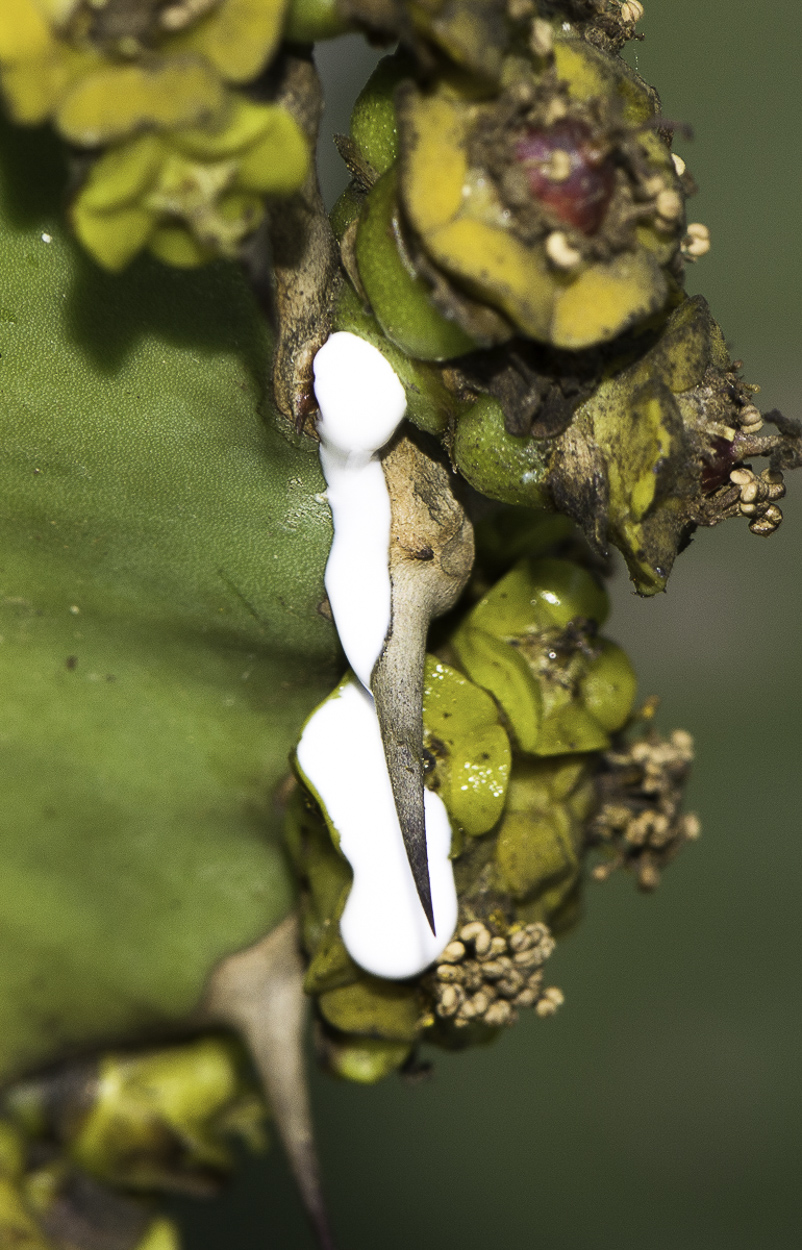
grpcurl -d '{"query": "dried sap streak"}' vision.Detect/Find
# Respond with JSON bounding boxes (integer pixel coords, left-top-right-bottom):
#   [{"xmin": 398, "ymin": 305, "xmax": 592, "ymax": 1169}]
[{"xmin": 296, "ymin": 333, "xmax": 457, "ymax": 980}]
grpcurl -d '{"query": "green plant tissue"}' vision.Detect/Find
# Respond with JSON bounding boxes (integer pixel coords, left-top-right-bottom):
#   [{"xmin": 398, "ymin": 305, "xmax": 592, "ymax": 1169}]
[{"xmin": 0, "ymin": 117, "xmax": 339, "ymax": 1085}]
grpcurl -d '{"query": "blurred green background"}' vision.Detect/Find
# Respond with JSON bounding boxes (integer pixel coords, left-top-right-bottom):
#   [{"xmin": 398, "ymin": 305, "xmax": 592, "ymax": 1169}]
[{"xmin": 175, "ymin": 2, "xmax": 802, "ymax": 1246}]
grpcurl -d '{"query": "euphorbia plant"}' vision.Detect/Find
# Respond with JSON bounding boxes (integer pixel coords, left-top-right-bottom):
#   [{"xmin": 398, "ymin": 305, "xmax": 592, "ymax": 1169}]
[{"xmin": 0, "ymin": 3, "xmax": 798, "ymax": 1248}]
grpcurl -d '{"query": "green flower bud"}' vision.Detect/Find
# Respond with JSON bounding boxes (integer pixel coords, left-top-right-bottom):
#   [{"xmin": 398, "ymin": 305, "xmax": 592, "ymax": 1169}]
[
  {"xmin": 494, "ymin": 758, "xmax": 587, "ymax": 906},
  {"xmin": 422, "ymin": 657, "xmax": 512, "ymax": 836},
  {"xmin": 581, "ymin": 638, "xmax": 638, "ymax": 733},
  {"xmin": 527, "ymin": 636, "xmax": 636, "ymax": 757},
  {"xmin": 452, "ymin": 557, "xmax": 636, "ymax": 755},
  {"xmin": 349, "ymin": 54, "xmax": 407, "ymax": 177},
  {"xmin": 355, "ymin": 167, "xmax": 477, "ymax": 360},
  {"xmin": 318, "ymin": 979, "xmax": 422, "ymax": 1043},
  {"xmin": 315, "ymin": 1034, "xmax": 413, "ymax": 1085},
  {"xmin": 451, "ymin": 395, "xmax": 552, "ymax": 507}
]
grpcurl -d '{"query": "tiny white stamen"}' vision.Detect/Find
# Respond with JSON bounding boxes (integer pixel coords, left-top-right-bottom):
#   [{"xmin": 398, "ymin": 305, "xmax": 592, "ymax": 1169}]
[
  {"xmin": 545, "ymin": 230, "xmax": 582, "ymax": 270},
  {"xmin": 620, "ymin": 1, "xmax": 644, "ymax": 24},
  {"xmin": 682, "ymin": 221, "xmax": 711, "ymax": 260}
]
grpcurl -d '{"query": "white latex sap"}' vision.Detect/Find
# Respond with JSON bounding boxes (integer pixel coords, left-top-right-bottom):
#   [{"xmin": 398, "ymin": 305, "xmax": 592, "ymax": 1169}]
[
  {"xmin": 312, "ymin": 331, "xmax": 404, "ymax": 688},
  {"xmin": 297, "ymin": 332, "xmax": 458, "ymax": 980},
  {"xmin": 296, "ymin": 679, "xmax": 457, "ymax": 979}
]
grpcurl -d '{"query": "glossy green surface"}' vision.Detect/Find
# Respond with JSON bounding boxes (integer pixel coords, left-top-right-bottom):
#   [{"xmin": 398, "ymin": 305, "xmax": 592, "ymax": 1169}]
[
  {"xmin": 581, "ymin": 640, "xmax": 638, "ymax": 733},
  {"xmin": 452, "ymin": 627, "xmax": 543, "ymax": 754},
  {"xmin": 468, "ymin": 557, "xmax": 610, "ymax": 639},
  {"xmin": 455, "ymin": 558, "xmax": 632, "ymax": 757},
  {"xmin": 422, "ymin": 657, "xmax": 511, "ymax": 837}
]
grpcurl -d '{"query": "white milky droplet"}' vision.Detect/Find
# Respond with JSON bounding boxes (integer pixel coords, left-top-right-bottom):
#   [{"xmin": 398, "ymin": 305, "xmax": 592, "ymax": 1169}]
[{"xmin": 296, "ymin": 332, "xmax": 458, "ymax": 979}]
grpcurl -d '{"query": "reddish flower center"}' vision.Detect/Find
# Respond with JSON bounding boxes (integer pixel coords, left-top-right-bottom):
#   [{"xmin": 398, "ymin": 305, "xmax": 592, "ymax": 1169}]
[
  {"xmin": 701, "ymin": 435, "xmax": 739, "ymax": 493},
  {"xmin": 514, "ymin": 120, "xmax": 616, "ymax": 235}
]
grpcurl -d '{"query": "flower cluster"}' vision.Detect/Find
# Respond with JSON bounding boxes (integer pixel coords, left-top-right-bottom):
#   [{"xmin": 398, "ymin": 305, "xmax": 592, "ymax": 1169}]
[
  {"xmin": 287, "ymin": 516, "xmax": 697, "ymax": 1083},
  {"xmin": 338, "ymin": 9, "xmax": 684, "ymax": 361},
  {"xmin": 0, "ymin": 1, "xmax": 309, "ymax": 267},
  {"xmin": 329, "ymin": 14, "xmax": 799, "ymax": 598},
  {"xmin": 427, "ymin": 920, "xmax": 562, "ymax": 1029},
  {"xmin": 590, "ymin": 720, "xmax": 700, "ymax": 890}
]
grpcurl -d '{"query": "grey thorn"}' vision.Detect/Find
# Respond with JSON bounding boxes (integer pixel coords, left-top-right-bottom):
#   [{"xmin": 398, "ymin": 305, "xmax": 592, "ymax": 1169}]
[{"xmin": 203, "ymin": 914, "xmax": 336, "ymax": 1250}]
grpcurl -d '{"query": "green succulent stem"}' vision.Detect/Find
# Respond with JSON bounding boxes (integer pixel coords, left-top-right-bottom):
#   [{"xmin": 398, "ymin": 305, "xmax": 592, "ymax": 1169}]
[{"xmin": 0, "ymin": 3, "xmax": 797, "ymax": 1248}]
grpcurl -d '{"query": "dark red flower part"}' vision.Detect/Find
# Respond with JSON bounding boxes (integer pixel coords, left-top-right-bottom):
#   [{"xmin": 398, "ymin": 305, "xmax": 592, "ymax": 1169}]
[
  {"xmin": 514, "ymin": 119, "xmax": 616, "ymax": 235},
  {"xmin": 701, "ymin": 435, "xmax": 739, "ymax": 493}
]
